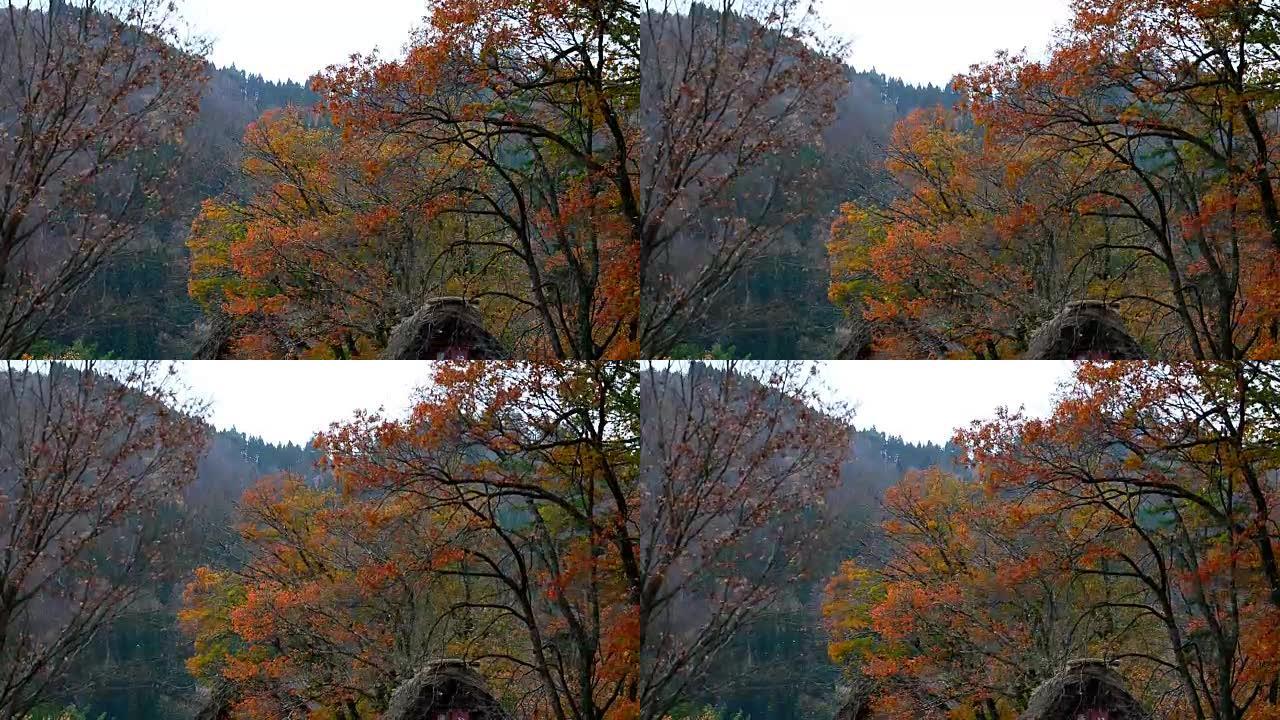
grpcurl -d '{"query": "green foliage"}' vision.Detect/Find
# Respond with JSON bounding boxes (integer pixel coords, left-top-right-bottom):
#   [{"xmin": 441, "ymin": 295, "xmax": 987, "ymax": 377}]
[
  {"xmin": 24, "ymin": 705, "xmax": 106, "ymax": 720},
  {"xmin": 22, "ymin": 339, "xmax": 118, "ymax": 360},
  {"xmin": 666, "ymin": 342, "xmax": 745, "ymax": 360},
  {"xmin": 666, "ymin": 705, "xmax": 748, "ymax": 720}
]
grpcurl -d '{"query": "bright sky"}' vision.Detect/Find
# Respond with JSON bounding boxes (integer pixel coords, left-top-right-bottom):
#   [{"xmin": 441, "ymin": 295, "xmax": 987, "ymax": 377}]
[
  {"xmin": 648, "ymin": 361, "xmax": 1073, "ymax": 446},
  {"xmin": 172, "ymin": 361, "xmax": 1071, "ymax": 448},
  {"xmin": 176, "ymin": 0, "xmax": 1072, "ymax": 87},
  {"xmin": 181, "ymin": 0, "xmax": 429, "ymax": 83},
  {"xmin": 823, "ymin": 0, "xmax": 1074, "ymax": 86},
  {"xmin": 9, "ymin": 360, "xmax": 1076, "ymax": 450},
  {"xmin": 820, "ymin": 361, "xmax": 1073, "ymax": 445},
  {"xmin": 175, "ymin": 361, "xmax": 432, "ymax": 445}
]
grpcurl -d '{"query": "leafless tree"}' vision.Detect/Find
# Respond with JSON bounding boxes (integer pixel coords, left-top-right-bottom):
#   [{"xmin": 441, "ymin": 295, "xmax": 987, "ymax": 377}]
[
  {"xmin": 639, "ymin": 360, "xmax": 851, "ymax": 718},
  {"xmin": 0, "ymin": 360, "xmax": 207, "ymax": 716},
  {"xmin": 639, "ymin": 0, "xmax": 846, "ymax": 355},
  {"xmin": 0, "ymin": 1, "xmax": 207, "ymax": 356}
]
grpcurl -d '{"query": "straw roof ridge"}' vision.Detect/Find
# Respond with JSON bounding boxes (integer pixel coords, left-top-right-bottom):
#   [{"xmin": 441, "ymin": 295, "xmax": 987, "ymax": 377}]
[
  {"xmin": 1019, "ymin": 659, "xmax": 1150, "ymax": 720},
  {"xmin": 383, "ymin": 297, "xmax": 507, "ymax": 360}
]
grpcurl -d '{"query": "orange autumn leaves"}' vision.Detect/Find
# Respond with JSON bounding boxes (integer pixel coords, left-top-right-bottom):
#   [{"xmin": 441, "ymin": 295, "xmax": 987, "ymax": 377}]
[
  {"xmin": 830, "ymin": 0, "xmax": 1280, "ymax": 359},
  {"xmin": 188, "ymin": 108, "xmax": 450, "ymax": 359},
  {"xmin": 189, "ymin": 0, "xmax": 639, "ymax": 359},
  {"xmin": 179, "ymin": 474, "xmax": 470, "ymax": 718},
  {"xmin": 181, "ymin": 361, "xmax": 640, "ymax": 720},
  {"xmin": 828, "ymin": 107, "xmax": 1098, "ymax": 359},
  {"xmin": 822, "ymin": 362, "xmax": 1280, "ymax": 720},
  {"xmin": 823, "ymin": 468, "xmax": 1076, "ymax": 720}
]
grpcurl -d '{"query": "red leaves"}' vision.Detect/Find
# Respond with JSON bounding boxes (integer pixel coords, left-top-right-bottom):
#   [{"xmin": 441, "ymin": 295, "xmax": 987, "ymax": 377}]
[
  {"xmin": 189, "ymin": 362, "xmax": 640, "ymax": 719},
  {"xmin": 839, "ymin": 0, "xmax": 1280, "ymax": 358},
  {"xmin": 305, "ymin": 0, "xmax": 641, "ymax": 360},
  {"xmin": 830, "ymin": 104, "xmax": 1081, "ymax": 358},
  {"xmin": 877, "ymin": 362, "xmax": 1280, "ymax": 718},
  {"xmin": 182, "ymin": 471, "xmax": 470, "ymax": 715}
]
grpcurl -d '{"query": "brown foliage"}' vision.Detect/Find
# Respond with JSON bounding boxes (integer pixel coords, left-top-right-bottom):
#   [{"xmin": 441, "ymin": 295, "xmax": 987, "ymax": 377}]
[{"xmin": 0, "ymin": 1, "xmax": 207, "ymax": 357}]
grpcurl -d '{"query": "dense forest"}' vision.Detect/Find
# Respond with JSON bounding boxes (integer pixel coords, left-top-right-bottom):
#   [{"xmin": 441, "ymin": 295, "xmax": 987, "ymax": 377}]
[
  {"xmin": 647, "ymin": 360, "xmax": 1280, "ymax": 720},
  {"xmin": 10, "ymin": 358, "xmax": 1280, "ymax": 720},
  {"xmin": 2, "ymin": 357, "xmax": 961, "ymax": 720},
  {"xmin": 1, "ymin": 360, "xmax": 642, "ymax": 720},
  {"xmin": 65, "ymin": 427, "xmax": 319, "ymax": 720},
  {"xmin": 0, "ymin": 361, "xmax": 318, "ymax": 719},
  {"xmin": 640, "ymin": 362, "xmax": 954, "ymax": 720},
  {"xmin": 672, "ymin": 426, "xmax": 954, "ymax": 720},
  {"xmin": 3, "ymin": 0, "xmax": 639, "ymax": 361},
  {"xmin": 644, "ymin": 0, "xmax": 1280, "ymax": 361},
  {"xmin": 679, "ymin": 65, "xmax": 956, "ymax": 360},
  {"xmin": 639, "ymin": 2, "xmax": 957, "ymax": 359},
  {"xmin": 39, "ymin": 66, "xmax": 316, "ymax": 359},
  {"xmin": 821, "ymin": 362, "xmax": 1280, "ymax": 719}
]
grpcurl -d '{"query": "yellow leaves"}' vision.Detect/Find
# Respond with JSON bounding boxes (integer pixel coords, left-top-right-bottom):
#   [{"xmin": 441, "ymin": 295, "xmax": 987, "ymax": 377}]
[
  {"xmin": 828, "ymin": 102, "xmax": 1090, "ymax": 357},
  {"xmin": 179, "ymin": 566, "xmax": 247, "ymax": 683},
  {"xmin": 828, "ymin": 202, "xmax": 887, "ymax": 310},
  {"xmin": 187, "ymin": 199, "xmax": 250, "ymax": 309},
  {"xmin": 822, "ymin": 559, "xmax": 886, "ymax": 664}
]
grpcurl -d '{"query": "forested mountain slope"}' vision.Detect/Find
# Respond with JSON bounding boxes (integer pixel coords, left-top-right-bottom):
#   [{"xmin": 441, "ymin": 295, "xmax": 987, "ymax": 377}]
[
  {"xmin": 689, "ymin": 68, "xmax": 955, "ymax": 359},
  {"xmin": 643, "ymin": 4, "xmax": 956, "ymax": 358},
  {"xmin": 56, "ymin": 428, "xmax": 320, "ymax": 720},
  {"xmin": 678, "ymin": 427, "xmax": 955, "ymax": 720},
  {"xmin": 39, "ymin": 66, "xmax": 315, "ymax": 358},
  {"xmin": 641, "ymin": 365, "xmax": 955, "ymax": 719}
]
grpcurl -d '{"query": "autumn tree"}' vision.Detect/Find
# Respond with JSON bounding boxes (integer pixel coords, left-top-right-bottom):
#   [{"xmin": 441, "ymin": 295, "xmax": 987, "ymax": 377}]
[
  {"xmin": 312, "ymin": 0, "xmax": 641, "ymax": 360},
  {"xmin": 180, "ymin": 474, "xmax": 480, "ymax": 718},
  {"xmin": 0, "ymin": 361, "xmax": 207, "ymax": 717},
  {"xmin": 831, "ymin": 0, "xmax": 1280, "ymax": 359},
  {"xmin": 959, "ymin": 362, "xmax": 1280, "ymax": 719},
  {"xmin": 828, "ymin": 107, "xmax": 1119, "ymax": 359},
  {"xmin": 963, "ymin": 0, "xmax": 1280, "ymax": 359},
  {"xmin": 0, "ymin": 1, "xmax": 206, "ymax": 357},
  {"xmin": 639, "ymin": 361, "xmax": 852, "ymax": 719},
  {"xmin": 187, "ymin": 107, "xmax": 525, "ymax": 358},
  {"xmin": 184, "ymin": 361, "xmax": 640, "ymax": 719},
  {"xmin": 321, "ymin": 361, "xmax": 639, "ymax": 720},
  {"xmin": 638, "ymin": 0, "xmax": 846, "ymax": 356},
  {"xmin": 822, "ymin": 467, "xmax": 1123, "ymax": 720},
  {"xmin": 823, "ymin": 362, "xmax": 1280, "ymax": 719}
]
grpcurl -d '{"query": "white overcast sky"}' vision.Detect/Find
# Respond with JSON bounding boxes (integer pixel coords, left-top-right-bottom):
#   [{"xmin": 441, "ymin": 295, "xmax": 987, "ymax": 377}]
[
  {"xmin": 175, "ymin": 361, "xmax": 432, "ymax": 445},
  {"xmin": 819, "ymin": 361, "xmax": 1072, "ymax": 445},
  {"xmin": 176, "ymin": 0, "xmax": 1073, "ymax": 87},
  {"xmin": 72, "ymin": 360, "xmax": 1073, "ymax": 448},
  {"xmin": 823, "ymin": 0, "xmax": 1074, "ymax": 86},
  {"xmin": 181, "ymin": 0, "xmax": 428, "ymax": 83},
  {"xmin": 173, "ymin": 361, "xmax": 1070, "ymax": 448},
  {"xmin": 649, "ymin": 361, "xmax": 1072, "ymax": 446}
]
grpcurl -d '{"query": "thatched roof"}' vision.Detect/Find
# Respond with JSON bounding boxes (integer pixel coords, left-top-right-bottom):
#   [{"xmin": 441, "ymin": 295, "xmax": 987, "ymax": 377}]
[
  {"xmin": 1024, "ymin": 301, "xmax": 1144, "ymax": 360},
  {"xmin": 831, "ymin": 678, "xmax": 879, "ymax": 720},
  {"xmin": 833, "ymin": 695, "xmax": 873, "ymax": 720},
  {"xmin": 193, "ymin": 679, "xmax": 235, "ymax": 720},
  {"xmin": 1019, "ymin": 660, "xmax": 1150, "ymax": 720},
  {"xmin": 835, "ymin": 317, "xmax": 875, "ymax": 360},
  {"xmin": 834, "ymin": 316, "xmax": 967, "ymax": 359},
  {"xmin": 385, "ymin": 659, "xmax": 513, "ymax": 720},
  {"xmin": 192, "ymin": 314, "xmax": 235, "ymax": 360},
  {"xmin": 383, "ymin": 298, "xmax": 506, "ymax": 360}
]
